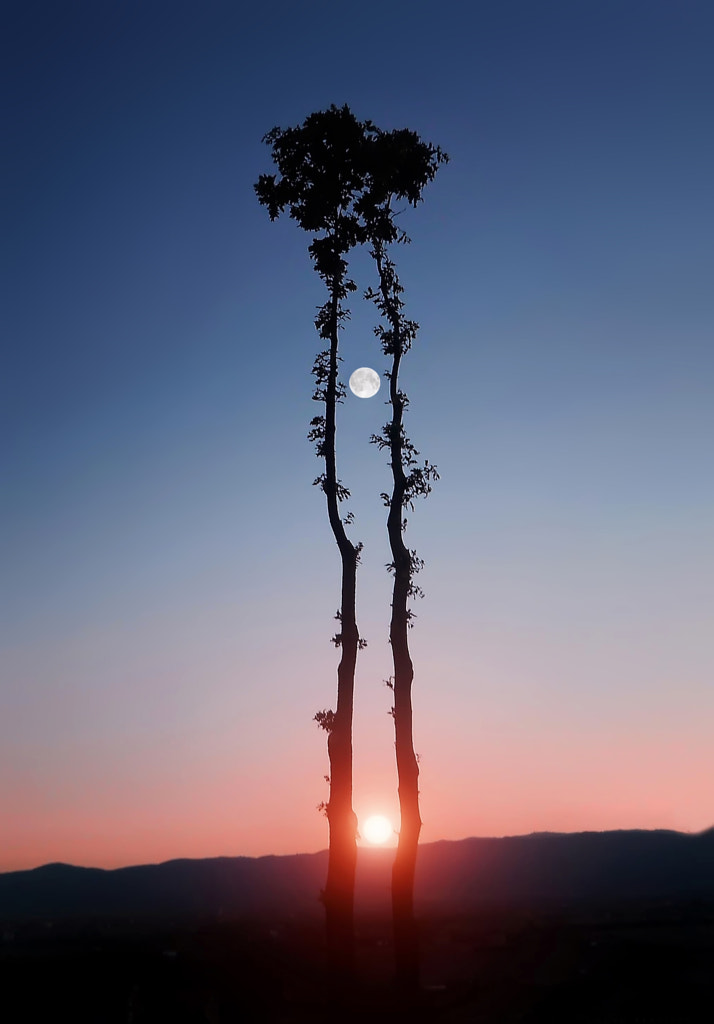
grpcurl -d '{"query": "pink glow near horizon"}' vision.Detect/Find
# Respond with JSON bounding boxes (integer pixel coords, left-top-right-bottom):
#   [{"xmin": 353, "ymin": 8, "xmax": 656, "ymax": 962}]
[{"xmin": 4, "ymin": 723, "xmax": 711, "ymax": 872}]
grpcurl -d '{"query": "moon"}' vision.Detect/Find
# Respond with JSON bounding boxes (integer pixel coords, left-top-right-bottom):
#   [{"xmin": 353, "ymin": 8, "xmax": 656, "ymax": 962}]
[
  {"xmin": 361, "ymin": 814, "xmax": 393, "ymax": 845},
  {"xmin": 349, "ymin": 367, "xmax": 380, "ymax": 399}
]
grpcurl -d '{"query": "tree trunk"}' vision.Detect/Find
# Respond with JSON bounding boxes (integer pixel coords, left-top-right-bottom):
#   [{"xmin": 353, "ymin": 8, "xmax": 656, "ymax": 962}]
[
  {"xmin": 390, "ymin": 576, "xmax": 421, "ymax": 992},
  {"xmin": 321, "ymin": 285, "xmax": 359, "ymax": 997},
  {"xmin": 386, "ymin": 345, "xmax": 422, "ymax": 993}
]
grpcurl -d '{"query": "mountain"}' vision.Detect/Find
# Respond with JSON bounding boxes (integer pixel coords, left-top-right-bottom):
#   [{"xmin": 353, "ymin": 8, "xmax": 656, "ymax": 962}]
[
  {"xmin": 412, "ymin": 828, "xmax": 714, "ymax": 911},
  {"xmin": 2, "ymin": 829, "xmax": 713, "ymax": 922}
]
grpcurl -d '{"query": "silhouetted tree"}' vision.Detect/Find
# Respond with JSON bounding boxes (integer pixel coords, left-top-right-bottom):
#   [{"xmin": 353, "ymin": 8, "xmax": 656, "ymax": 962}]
[
  {"xmin": 360, "ymin": 129, "xmax": 448, "ymax": 993},
  {"xmin": 254, "ymin": 105, "xmax": 375, "ymax": 994}
]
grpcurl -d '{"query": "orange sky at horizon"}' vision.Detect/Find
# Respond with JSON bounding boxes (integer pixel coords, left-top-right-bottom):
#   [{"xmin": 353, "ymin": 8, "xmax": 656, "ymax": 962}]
[{"xmin": 5, "ymin": 717, "xmax": 711, "ymax": 873}]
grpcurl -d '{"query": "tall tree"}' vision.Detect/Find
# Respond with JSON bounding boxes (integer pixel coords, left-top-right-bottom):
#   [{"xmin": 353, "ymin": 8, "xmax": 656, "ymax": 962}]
[
  {"xmin": 360, "ymin": 129, "xmax": 448, "ymax": 992},
  {"xmin": 254, "ymin": 105, "xmax": 375, "ymax": 993}
]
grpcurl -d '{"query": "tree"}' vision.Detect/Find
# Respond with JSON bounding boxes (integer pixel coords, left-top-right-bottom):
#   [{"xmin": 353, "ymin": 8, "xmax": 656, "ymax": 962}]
[
  {"xmin": 255, "ymin": 107, "xmax": 447, "ymax": 1000},
  {"xmin": 254, "ymin": 105, "xmax": 375, "ymax": 995},
  {"xmin": 360, "ymin": 129, "xmax": 448, "ymax": 992}
]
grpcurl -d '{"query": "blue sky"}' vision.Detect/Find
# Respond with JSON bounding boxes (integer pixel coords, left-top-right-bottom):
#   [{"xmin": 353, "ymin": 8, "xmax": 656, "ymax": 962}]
[{"xmin": 2, "ymin": 0, "xmax": 713, "ymax": 870}]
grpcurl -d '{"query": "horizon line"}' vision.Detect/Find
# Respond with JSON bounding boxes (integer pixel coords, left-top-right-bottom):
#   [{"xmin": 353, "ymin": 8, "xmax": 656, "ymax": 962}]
[{"xmin": 5, "ymin": 824, "xmax": 713, "ymax": 877}]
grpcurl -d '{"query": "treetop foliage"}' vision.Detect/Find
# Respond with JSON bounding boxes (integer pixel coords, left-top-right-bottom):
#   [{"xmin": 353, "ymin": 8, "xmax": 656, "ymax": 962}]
[
  {"xmin": 254, "ymin": 104, "xmax": 449, "ymax": 289},
  {"xmin": 255, "ymin": 104, "xmax": 374, "ymax": 297}
]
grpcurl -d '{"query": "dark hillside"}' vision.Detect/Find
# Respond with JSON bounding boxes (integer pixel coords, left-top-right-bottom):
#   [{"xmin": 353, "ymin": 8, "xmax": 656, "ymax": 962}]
[{"xmin": 2, "ymin": 829, "xmax": 713, "ymax": 924}]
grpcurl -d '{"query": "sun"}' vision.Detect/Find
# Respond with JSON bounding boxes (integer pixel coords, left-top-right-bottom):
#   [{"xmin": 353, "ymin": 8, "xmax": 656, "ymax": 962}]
[{"xmin": 361, "ymin": 814, "xmax": 393, "ymax": 845}]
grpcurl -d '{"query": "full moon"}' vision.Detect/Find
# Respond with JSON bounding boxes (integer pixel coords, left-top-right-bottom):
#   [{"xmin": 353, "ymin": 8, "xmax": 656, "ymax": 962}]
[
  {"xmin": 361, "ymin": 814, "xmax": 393, "ymax": 845},
  {"xmin": 348, "ymin": 366, "xmax": 381, "ymax": 399}
]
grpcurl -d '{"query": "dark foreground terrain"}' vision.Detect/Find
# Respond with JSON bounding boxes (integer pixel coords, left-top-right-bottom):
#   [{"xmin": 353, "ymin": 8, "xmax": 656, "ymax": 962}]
[
  {"xmin": 3, "ymin": 833, "xmax": 714, "ymax": 1021},
  {"xmin": 2, "ymin": 898, "xmax": 713, "ymax": 1022}
]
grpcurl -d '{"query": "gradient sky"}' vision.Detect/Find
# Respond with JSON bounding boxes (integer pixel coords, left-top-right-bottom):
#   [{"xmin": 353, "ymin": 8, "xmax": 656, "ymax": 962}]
[{"xmin": 3, "ymin": 0, "xmax": 713, "ymax": 872}]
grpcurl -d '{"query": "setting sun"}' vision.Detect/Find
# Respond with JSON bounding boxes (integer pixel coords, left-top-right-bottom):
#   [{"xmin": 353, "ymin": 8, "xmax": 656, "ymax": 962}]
[{"xmin": 361, "ymin": 815, "xmax": 393, "ymax": 845}]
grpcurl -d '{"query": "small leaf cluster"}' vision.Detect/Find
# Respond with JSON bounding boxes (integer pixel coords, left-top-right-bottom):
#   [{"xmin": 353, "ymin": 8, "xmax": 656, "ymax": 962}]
[
  {"xmin": 372, "ymin": 426, "xmax": 439, "ymax": 511},
  {"xmin": 364, "ymin": 259, "xmax": 418, "ymax": 358},
  {"xmin": 330, "ymin": 634, "xmax": 367, "ymax": 649},
  {"xmin": 405, "ymin": 460, "xmax": 440, "ymax": 509},
  {"xmin": 312, "ymin": 473, "xmax": 351, "ymax": 502},
  {"xmin": 386, "ymin": 549, "xmax": 425, "ymax": 599},
  {"xmin": 314, "ymin": 708, "xmax": 336, "ymax": 733},
  {"xmin": 331, "ymin": 605, "xmax": 367, "ymax": 648}
]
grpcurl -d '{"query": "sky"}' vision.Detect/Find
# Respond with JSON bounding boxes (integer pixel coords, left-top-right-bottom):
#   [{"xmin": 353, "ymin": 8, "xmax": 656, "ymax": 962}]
[{"xmin": 2, "ymin": 0, "xmax": 713, "ymax": 872}]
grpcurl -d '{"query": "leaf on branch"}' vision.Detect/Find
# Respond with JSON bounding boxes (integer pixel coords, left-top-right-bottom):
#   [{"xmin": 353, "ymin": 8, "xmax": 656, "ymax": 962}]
[
  {"xmin": 314, "ymin": 709, "xmax": 336, "ymax": 733},
  {"xmin": 307, "ymin": 416, "xmax": 325, "ymax": 442}
]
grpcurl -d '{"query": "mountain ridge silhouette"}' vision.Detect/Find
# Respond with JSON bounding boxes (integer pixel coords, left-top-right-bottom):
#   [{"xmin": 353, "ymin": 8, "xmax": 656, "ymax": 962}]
[{"xmin": 2, "ymin": 828, "xmax": 713, "ymax": 921}]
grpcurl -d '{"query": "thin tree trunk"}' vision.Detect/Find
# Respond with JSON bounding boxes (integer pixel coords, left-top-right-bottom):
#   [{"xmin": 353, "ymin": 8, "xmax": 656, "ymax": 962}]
[
  {"xmin": 385, "ymin": 341, "xmax": 422, "ymax": 992},
  {"xmin": 321, "ymin": 285, "xmax": 359, "ymax": 996},
  {"xmin": 359, "ymin": 136, "xmax": 445, "ymax": 995}
]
